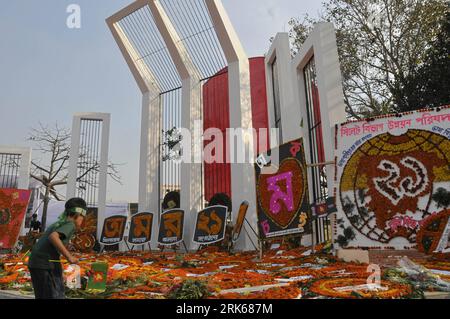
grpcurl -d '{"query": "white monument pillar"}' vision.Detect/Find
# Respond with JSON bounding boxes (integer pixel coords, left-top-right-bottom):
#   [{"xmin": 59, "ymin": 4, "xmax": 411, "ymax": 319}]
[
  {"xmin": 107, "ymin": 3, "xmax": 162, "ymax": 249},
  {"xmin": 291, "ymin": 23, "xmax": 347, "ymax": 246},
  {"xmin": 139, "ymin": 92, "xmax": 162, "ymax": 249},
  {"xmin": 206, "ymin": 0, "xmax": 259, "ymax": 251},
  {"xmin": 149, "ymin": 0, "xmax": 202, "ymax": 251},
  {"xmin": 67, "ymin": 113, "xmax": 110, "ymax": 240},
  {"xmin": 265, "ymin": 33, "xmax": 303, "ymax": 144}
]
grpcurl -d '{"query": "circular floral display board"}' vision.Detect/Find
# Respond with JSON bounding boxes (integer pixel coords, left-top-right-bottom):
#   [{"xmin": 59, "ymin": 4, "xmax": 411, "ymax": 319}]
[
  {"xmin": 72, "ymin": 233, "xmax": 96, "ymax": 252},
  {"xmin": 339, "ymin": 129, "xmax": 450, "ymax": 244}
]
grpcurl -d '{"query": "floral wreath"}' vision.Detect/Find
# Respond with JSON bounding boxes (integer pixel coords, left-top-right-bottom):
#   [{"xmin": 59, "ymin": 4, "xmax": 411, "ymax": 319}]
[{"xmin": 416, "ymin": 209, "xmax": 450, "ymax": 255}]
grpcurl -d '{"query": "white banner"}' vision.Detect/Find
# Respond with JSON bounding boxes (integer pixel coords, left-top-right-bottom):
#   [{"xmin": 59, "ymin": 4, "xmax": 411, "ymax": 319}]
[{"xmin": 40, "ymin": 201, "xmax": 129, "ymax": 227}]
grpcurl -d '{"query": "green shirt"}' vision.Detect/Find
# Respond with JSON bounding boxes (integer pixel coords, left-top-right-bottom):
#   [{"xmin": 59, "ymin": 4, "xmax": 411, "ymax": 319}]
[{"xmin": 28, "ymin": 220, "xmax": 76, "ymax": 270}]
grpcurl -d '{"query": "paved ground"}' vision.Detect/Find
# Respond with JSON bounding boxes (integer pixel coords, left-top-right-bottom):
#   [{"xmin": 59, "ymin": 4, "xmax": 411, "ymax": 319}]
[
  {"xmin": 0, "ymin": 290, "xmax": 34, "ymax": 299},
  {"xmin": 424, "ymin": 292, "xmax": 450, "ymax": 299},
  {"xmin": 369, "ymin": 250, "xmax": 428, "ymax": 268},
  {"xmin": 1, "ymin": 290, "xmax": 449, "ymax": 299}
]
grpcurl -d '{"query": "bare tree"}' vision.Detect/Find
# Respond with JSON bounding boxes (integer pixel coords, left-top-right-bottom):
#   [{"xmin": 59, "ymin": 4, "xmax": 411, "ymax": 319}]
[{"xmin": 28, "ymin": 123, "xmax": 122, "ymax": 230}]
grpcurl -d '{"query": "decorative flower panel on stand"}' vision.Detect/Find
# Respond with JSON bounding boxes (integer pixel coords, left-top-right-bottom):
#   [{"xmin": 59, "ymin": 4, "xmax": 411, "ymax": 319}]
[
  {"xmin": 255, "ymin": 138, "xmax": 311, "ymax": 239},
  {"xmin": 334, "ymin": 106, "xmax": 450, "ymax": 249}
]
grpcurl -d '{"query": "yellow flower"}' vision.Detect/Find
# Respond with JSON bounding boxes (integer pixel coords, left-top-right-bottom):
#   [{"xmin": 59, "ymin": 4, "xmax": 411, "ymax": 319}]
[{"xmin": 299, "ymin": 213, "xmax": 308, "ymax": 227}]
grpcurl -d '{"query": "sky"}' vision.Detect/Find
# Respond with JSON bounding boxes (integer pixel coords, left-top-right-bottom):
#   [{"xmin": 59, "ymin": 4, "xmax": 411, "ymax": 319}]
[{"xmin": 0, "ymin": 0, "xmax": 323, "ymax": 203}]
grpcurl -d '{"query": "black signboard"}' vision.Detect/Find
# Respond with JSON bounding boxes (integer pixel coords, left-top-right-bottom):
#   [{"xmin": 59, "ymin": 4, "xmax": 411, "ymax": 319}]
[
  {"xmin": 255, "ymin": 138, "xmax": 312, "ymax": 239},
  {"xmin": 127, "ymin": 212, "xmax": 153, "ymax": 245},
  {"xmin": 100, "ymin": 215, "xmax": 127, "ymax": 245},
  {"xmin": 157, "ymin": 209, "xmax": 184, "ymax": 246},
  {"xmin": 193, "ymin": 205, "xmax": 228, "ymax": 244}
]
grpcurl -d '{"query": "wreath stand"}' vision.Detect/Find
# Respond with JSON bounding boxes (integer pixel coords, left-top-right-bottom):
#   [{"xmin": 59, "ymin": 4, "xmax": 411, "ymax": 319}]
[
  {"xmin": 237, "ymin": 218, "xmax": 260, "ymax": 251},
  {"xmin": 306, "ymin": 160, "xmax": 336, "ymax": 255},
  {"xmin": 99, "ymin": 240, "xmax": 125, "ymax": 253},
  {"xmin": 195, "ymin": 212, "xmax": 260, "ymax": 254},
  {"xmin": 160, "ymin": 240, "xmax": 189, "ymax": 253},
  {"xmin": 125, "ymin": 241, "xmax": 152, "ymax": 252},
  {"xmin": 256, "ymin": 233, "xmax": 304, "ymax": 260},
  {"xmin": 225, "ymin": 217, "xmax": 264, "ymax": 259},
  {"xmin": 309, "ymin": 214, "xmax": 329, "ymax": 255},
  {"xmin": 196, "ymin": 235, "xmax": 230, "ymax": 253},
  {"xmin": 196, "ymin": 243, "xmax": 211, "ymax": 252},
  {"xmin": 98, "ymin": 243, "xmax": 109, "ymax": 253}
]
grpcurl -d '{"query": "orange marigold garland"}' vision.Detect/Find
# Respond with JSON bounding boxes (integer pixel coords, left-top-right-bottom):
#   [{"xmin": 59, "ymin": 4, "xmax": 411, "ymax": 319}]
[
  {"xmin": 309, "ymin": 278, "xmax": 412, "ymax": 299},
  {"xmin": 0, "ymin": 273, "xmax": 19, "ymax": 285},
  {"xmin": 0, "ymin": 249, "xmax": 426, "ymax": 299},
  {"xmin": 211, "ymin": 272, "xmax": 276, "ymax": 290},
  {"xmin": 214, "ymin": 285, "xmax": 302, "ymax": 299}
]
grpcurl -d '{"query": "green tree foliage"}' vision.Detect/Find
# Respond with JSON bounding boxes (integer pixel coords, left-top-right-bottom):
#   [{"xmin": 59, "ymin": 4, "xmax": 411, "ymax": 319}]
[
  {"xmin": 396, "ymin": 8, "xmax": 450, "ymax": 112},
  {"xmin": 286, "ymin": 0, "xmax": 448, "ymax": 119}
]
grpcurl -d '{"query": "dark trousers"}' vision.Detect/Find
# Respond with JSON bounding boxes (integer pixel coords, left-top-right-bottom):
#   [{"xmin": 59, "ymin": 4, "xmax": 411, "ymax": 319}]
[{"xmin": 29, "ymin": 267, "xmax": 65, "ymax": 299}]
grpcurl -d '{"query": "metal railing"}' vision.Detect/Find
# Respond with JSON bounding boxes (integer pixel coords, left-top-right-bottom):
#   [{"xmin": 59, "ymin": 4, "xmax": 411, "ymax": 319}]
[
  {"xmin": 0, "ymin": 153, "xmax": 21, "ymax": 189},
  {"xmin": 304, "ymin": 56, "xmax": 331, "ymax": 244},
  {"xmin": 76, "ymin": 119, "xmax": 103, "ymax": 207}
]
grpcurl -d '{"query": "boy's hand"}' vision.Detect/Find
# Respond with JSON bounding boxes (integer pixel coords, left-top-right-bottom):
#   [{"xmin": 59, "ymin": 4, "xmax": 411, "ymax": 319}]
[{"xmin": 68, "ymin": 256, "xmax": 79, "ymax": 264}]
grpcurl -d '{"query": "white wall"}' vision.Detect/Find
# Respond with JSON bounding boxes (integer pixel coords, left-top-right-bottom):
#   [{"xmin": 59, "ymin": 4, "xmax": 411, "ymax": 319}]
[{"xmin": 265, "ymin": 23, "xmax": 346, "ymax": 247}]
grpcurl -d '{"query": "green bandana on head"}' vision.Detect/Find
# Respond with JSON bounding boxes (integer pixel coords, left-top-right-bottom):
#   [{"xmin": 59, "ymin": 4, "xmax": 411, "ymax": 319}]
[
  {"xmin": 53, "ymin": 207, "xmax": 87, "ymax": 229},
  {"xmin": 68, "ymin": 207, "xmax": 87, "ymax": 217}
]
